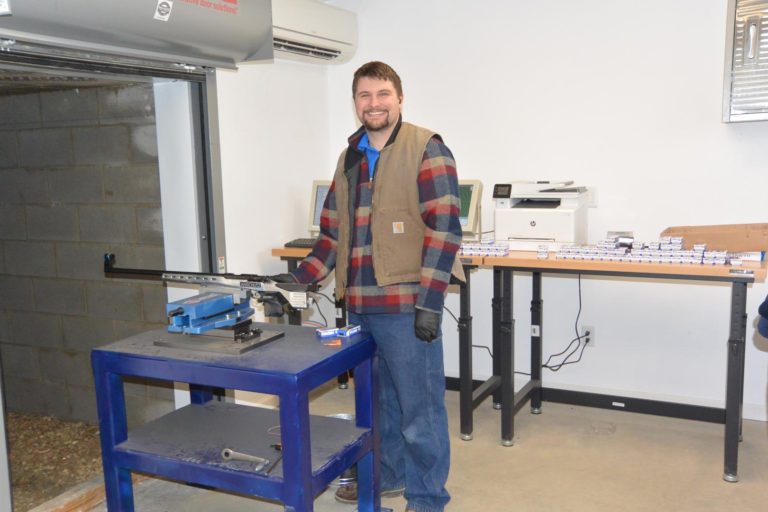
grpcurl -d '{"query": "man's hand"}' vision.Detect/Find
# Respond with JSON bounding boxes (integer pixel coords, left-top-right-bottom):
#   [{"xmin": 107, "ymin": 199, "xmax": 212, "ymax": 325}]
[
  {"xmin": 260, "ymin": 297, "xmax": 286, "ymax": 317},
  {"xmin": 415, "ymin": 308, "xmax": 441, "ymax": 342},
  {"xmin": 267, "ymin": 273, "xmax": 297, "ymax": 283}
]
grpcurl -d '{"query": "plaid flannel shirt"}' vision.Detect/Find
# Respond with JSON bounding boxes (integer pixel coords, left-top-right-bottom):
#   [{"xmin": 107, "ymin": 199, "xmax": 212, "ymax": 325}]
[{"xmin": 293, "ymin": 132, "xmax": 461, "ymax": 314}]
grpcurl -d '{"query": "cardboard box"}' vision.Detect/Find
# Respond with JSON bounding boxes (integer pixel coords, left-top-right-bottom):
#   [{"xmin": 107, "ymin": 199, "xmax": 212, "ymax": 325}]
[{"xmin": 660, "ymin": 223, "xmax": 768, "ymax": 252}]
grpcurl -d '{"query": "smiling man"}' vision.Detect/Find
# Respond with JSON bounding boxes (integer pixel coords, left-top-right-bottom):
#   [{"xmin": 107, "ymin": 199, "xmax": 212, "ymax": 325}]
[
  {"xmin": 355, "ymin": 74, "xmax": 400, "ymax": 136},
  {"xmin": 272, "ymin": 61, "xmax": 464, "ymax": 512}
]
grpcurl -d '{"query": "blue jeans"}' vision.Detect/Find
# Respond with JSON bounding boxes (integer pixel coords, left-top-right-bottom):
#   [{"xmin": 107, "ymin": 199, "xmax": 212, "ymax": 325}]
[{"xmin": 349, "ymin": 312, "xmax": 451, "ymax": 512}]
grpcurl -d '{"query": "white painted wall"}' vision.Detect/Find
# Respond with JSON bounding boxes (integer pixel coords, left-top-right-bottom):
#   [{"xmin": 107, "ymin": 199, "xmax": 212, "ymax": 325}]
[
  {"xmin": 155, "ymin": 80, "xmax": 207, "ymax": 408},
  {"xmin": 215, "ymin": 59, "xmax": 338, "ymax": 408},
  {"xmin": 216, "ymin": 60, "xmax": 338, "ymax": 329},
  {"xmin": 217, "ymin": 60, "xmax": 333, "ymax": 275},
  {"xmin": 155, "ymin": 81, "xmax": 204, "ymax": 276},
  {"xmin": 217, "ymin": 0, "xmax": 768, "ymax": 420}
]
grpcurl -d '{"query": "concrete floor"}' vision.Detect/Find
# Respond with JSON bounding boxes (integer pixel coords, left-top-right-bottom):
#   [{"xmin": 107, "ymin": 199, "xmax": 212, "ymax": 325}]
[{"xmin": 95, "ymin": 383, "xmax": 768, "ymax": 511}]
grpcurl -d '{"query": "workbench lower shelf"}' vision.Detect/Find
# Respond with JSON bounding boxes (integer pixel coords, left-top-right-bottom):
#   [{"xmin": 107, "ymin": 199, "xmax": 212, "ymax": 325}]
[
  {"xmin": 93, "ymin": 324, "xmax": 384, "ymax": 511},
  {"xmin": 115, "ymin": 401, "xmax": 370, "ymax": 502}
]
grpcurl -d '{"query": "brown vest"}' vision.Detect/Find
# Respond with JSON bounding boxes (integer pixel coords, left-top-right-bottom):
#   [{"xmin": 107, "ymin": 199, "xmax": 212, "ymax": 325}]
[{"xmin": 333, "ymin": 122, "xmax": 465, "ymax": 299}]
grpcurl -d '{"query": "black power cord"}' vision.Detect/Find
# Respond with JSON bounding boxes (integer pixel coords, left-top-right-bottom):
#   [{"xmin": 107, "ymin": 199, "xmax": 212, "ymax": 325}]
[
  {"xmin": 442, "ymin": 306, "xmax": 530, "ymax": 376},
  {"xmin": 442, "ymin": 305, "xmax": 494, "ymax": 358},
  {"xmin": 444, "ymin": 273, "xmax": 591, "ymax": 374},
  {"xmin": 543, "ymin": 274, "xmax": 590, "ymax": 371},
  {"xmin": 305, "ymin": 291, "xmax": 334, "ymax": 327}
]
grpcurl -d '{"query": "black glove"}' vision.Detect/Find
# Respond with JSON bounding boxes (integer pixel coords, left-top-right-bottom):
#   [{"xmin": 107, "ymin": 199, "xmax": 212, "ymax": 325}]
[
  {"xmin": 260, "ymin": 297, "xmax": 286, "ymax": 317},
  {"xmin": 414, "ymin": 308, "xmax": 441, "ymax": 343},
  {"xmin": 267, "ymin": 273, "xmax": 297, "ymax": 283}
]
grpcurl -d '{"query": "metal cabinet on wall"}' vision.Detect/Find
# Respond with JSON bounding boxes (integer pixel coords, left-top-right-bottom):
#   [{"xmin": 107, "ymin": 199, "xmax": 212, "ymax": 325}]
[{"xmin": 723, "ymin": 0, "xmax": 768, "ymax": 122}]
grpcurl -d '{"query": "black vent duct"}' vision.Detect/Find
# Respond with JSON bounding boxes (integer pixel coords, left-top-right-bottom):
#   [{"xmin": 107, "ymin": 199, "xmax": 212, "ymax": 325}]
[{"xmin": 273, "ymin": 37, "xmax": 342, "ymax": 61}]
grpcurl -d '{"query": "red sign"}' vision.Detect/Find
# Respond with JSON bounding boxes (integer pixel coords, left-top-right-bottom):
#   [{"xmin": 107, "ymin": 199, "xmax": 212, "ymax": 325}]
[{"xmin": 180, "ymin": 0, "xmax": 238, "ymax": 15}]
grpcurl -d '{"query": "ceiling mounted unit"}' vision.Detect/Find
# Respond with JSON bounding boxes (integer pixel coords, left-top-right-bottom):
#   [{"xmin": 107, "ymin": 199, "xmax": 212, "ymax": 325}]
[
  {"xmin": 272, "ymin": 0, "xmax": 357, "ymax": 64},
  {"xmin": 0, "ymin": 0, "xmax": 274, "ymax": 70}
]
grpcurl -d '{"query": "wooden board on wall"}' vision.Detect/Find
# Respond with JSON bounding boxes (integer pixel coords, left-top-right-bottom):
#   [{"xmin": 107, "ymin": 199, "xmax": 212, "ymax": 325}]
[{"xmin": 660, "ymin": 223, "xmax": 768, "ymax": 252}]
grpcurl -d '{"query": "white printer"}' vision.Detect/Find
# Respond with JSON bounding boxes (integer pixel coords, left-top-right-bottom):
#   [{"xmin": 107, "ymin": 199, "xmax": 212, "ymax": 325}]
[{"xmin": 493, "ymin": 181, "xmax": 589, "ymax": 251}]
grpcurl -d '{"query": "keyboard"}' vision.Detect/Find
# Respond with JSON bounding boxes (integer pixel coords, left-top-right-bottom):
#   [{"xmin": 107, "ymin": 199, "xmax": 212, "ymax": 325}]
[{"xmin": 284, "ymin": 237, "xmax": 318, "ymax": 248}]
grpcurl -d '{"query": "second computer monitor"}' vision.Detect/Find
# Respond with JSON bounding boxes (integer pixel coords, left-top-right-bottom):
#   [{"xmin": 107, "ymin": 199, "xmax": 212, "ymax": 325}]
[
  {"xmin": 308, "ymin": 180, "xmax": 331, "ymax": 236},
  {"xmin": 459, "ymin": 179, "xmax": 483, "ymax": 241}
]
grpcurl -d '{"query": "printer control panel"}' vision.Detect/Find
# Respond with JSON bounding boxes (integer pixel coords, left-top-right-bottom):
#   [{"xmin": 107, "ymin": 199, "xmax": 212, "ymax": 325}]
[{"xmin": 493, "ymin": 183, "xmax": 512, "ymax": 209}]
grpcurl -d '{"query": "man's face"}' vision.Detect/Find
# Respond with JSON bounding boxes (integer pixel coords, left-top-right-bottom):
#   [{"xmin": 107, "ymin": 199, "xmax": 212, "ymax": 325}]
[{"xmin": 354, "ymin": 77, "xmax": 402, "ymax": 133}]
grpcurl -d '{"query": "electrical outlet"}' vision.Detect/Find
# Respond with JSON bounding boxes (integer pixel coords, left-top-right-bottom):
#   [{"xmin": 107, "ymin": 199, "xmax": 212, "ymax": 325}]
[{"xmin": 581, "ymin": 326, "xmax": 595, "ymax": 347}]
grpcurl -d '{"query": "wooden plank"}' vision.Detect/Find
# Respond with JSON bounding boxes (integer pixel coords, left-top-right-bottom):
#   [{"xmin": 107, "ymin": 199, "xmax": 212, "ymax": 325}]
[
  {"xmin": 29, "ymin": 474, "xmax": 146, "ymax": 512},
  {"xmin": 271, "ymin": 247, "xmax": 311, "ymax": 259},
  {"xmin": 484, "ymin": 251, "xmax": 767, "ymax": 282},
  {"xmin": 273, "ymin": 247, "xmax": 485, "ymax": 268},
  {"xmin": 272, "ymin": 246, "xmax": 768, "ymax": 281},
  {"xmin": 660, "ymin": 223, "xmax": 768, "ymax": 252}
]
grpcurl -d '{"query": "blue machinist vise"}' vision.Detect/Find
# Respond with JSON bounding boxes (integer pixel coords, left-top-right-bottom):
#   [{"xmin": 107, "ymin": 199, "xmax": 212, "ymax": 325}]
[
  {"xmin": 102, "ymin": 253, "xmax": 318, "ymax": 354},
  {"xmin": 166, "ymin": 292, "xmax": 255, "ymax": 335},
  {"xmin": 160, "ymin": 291, "xmax": 282, "ymax": 354}
]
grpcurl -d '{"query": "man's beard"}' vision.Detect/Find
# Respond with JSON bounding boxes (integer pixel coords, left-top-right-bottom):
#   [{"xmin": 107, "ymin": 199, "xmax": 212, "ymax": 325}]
[{"xmin": 362, "ymin": 112, "xmax": 392, "ymax": 132}]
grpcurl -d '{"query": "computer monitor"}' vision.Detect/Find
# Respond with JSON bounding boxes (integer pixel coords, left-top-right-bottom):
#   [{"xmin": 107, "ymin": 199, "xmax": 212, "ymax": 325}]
[
  {"xmin": 458, "ymin": 180, "xmax": 483, "ymax": 241},
  {"xmin": 308, "ymin": 180, "xmax": 331, "ymax": 236}
]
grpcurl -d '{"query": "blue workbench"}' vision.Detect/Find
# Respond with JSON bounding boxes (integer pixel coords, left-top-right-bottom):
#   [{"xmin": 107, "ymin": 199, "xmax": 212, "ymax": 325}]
[{"xmin": 92, "ymin": 323, "xmax": 385, "ymax": 511}]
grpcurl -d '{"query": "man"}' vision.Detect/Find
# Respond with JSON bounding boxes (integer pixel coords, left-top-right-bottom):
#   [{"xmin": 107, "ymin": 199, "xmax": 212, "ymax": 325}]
[{"xmin": 272, "ymin": 61, "xmax": 463, "ymax": 512}]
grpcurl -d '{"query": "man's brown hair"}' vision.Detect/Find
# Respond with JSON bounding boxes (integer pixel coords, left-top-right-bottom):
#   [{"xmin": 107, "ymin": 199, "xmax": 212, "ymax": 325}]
[{"xmin": 352, "ymin": 61, "xmax": 403, "ymax": 98}]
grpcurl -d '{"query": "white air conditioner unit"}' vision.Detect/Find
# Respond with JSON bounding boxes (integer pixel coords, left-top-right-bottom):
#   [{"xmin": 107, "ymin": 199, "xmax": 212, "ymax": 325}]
[{"xmin": 272, "ymin": 0, "xmax": 358, "ymax": 64}]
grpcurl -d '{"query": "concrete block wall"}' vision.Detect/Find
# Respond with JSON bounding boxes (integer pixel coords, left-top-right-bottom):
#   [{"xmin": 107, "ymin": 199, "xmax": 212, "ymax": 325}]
[{"xmin": 0, "ymin": 84, "xmax": 174, "ymax": 426}]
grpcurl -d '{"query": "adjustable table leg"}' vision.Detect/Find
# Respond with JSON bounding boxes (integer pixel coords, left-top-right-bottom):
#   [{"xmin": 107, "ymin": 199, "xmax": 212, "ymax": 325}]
[
  {"xmin": 335, "ymin": 294, "xmax": 351, "ymax": 389},
  {"xmin": 458, "ymin": 265, "xmax": 474, "ymax": 440},
  {"xmin": 530, "ymin": 272, "xmax": 543, "ymax": 414},
  {"xmin": 491, "ymin": 268, "xmax": 503, "ymax": 410},
  {"xmin": 723, "ymin": 281, "xmax": 748, "ymax": 482},
  {"xmin": 500, "ymin": 268, "xmax": 514, "ymax": 446}
]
